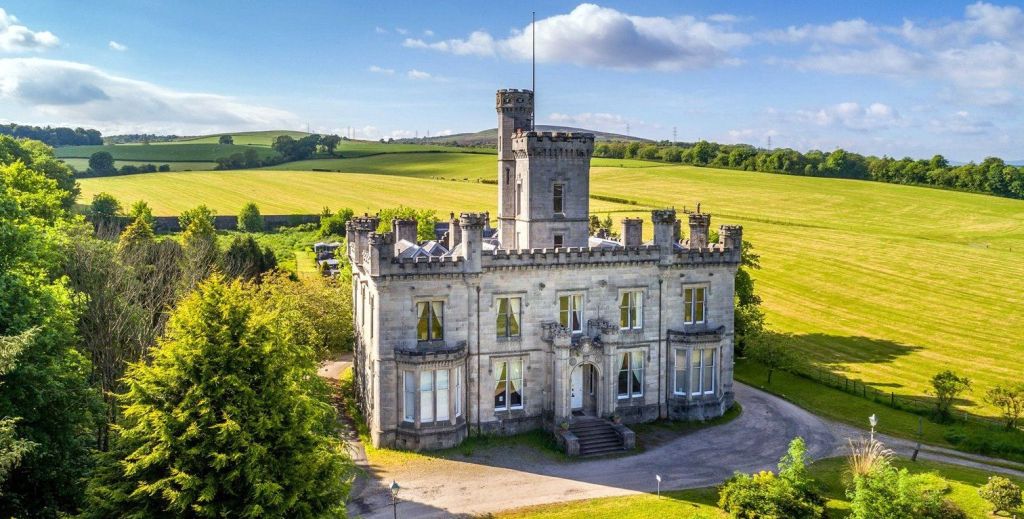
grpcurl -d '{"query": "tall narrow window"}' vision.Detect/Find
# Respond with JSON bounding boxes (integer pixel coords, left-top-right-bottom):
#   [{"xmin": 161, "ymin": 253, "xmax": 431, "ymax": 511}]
[
  {"xmin": 403, "ymin": 371, "xmax": 415, "ymax": 422},
  {"xmin": 515, "ymin": 183, "xmax": 522, "ymax": 215},
  {"xmin": 496, "ymin": 297, "xmax": 522, "ymax": 338},
  {"xmin": 494, "ymin": 359, "xmax": 524, "ymax": 411},
  {"xmin": 505, "ymin": 167, "xmax": 511, "ymax": 185},
  {"xmin": 683, "ymin": 286, "xmax": 707, "ymax": 324},
  {"xmin": 559, "ymin": 294, "xmax": 584, "ymax": 333},
  {"xmin": 436, "ymin": 369, "xmax": 450, "ymax": 422},
  {"xmin": 673, "ymin": 349, "xmax": 687, "ymax": 395},
  {"xmin": 690, "ymin": 348, "xmax": 717, "ymax": 396},
  {"xmin": 420, "ymin": 371, "xmax": 434, "ymax": 422},
  {"xmin": 369, "ymin": 295, "xmax": 374, "ymax": 339},
  {"xmin": 553, "ymin": 183, "xmax": 564, "ymax": 214},
  {"xmin": 553, "ymin": 234, "xmax": 564, "ymax": 248},
  {"xmin": 619, "ymin": 291, "xmax": 643, "ymax": 330},
  {"xmin": 455, "ymin": 366, "xmax": 463, "ymax": 418},
  {"xmin": 617, "ymin": 350, "xmax": 644, "ymax": 398},
  {"xmin": 416, "ymin": 301, "xmax": 444, "ymax": 341}
]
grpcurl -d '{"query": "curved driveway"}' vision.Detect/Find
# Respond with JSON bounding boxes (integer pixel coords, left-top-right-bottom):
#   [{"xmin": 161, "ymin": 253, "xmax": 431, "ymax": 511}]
[{"xmin": 348, "ymin": 383, "xmax": 842, "ymax": 518}]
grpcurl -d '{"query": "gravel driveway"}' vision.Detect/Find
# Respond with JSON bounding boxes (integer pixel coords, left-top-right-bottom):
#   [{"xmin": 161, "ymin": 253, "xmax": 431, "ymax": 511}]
[{"xmin": 342, "ymin": 381, "xmax": 1024, "ymax": 518}]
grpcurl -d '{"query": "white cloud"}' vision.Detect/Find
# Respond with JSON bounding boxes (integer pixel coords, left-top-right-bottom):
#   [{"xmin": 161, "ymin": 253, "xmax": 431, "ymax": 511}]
[
  {"xmin": 395, "ymin": 27, "xmax": 408, "ymax": 36},
  {"xmin": 795, "ymin": 102, "xmax": 903, "ymax": 131},
  {"xmin": 404, "ymin": 31, "xmax": 496, "ymax": 57},
  {"xmin": 108, "ymin": 40, "xmax": 127, "ymax": 52},
  {"xmin": 375, "ymin": 26, "xmax": 388, "ymax": 34},
  {"xmin": 406, "ymin": 69, "xmax": 432, "ymax": 80},
  {"xmin": 0, "ymin": 8, "xmax": 59, "ymax": 52},
  {"xmin": 762, "ymin": 18, "xmax": 879, "ymax": 45},
  {"xmin": 404, "ymin": 4, "xmax": 749, "ymax": 71},
  {"xmin": 927, "ymin": 111, "xmax": 994, "ymax": 135},
  {"xmin": 423, "ymin": 29, "xmax": 434, "ymax": 37},
  {"xmin": 0, "ymin": 58, "xmax": 298, "ymax": 134},
  {"xmin": 368, "ymin": 65, "xmax": 395, "ymax": 75}
]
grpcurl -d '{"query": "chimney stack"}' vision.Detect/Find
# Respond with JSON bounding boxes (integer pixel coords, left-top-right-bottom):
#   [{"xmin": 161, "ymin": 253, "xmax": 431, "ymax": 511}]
[
  {"xmin": 719, "ymin": 225, "xmax": 743, "ymax": 251},
  {"xmin": 448, "ymin": 212, "xmax": 461, "ymax": 250},
  {"xmin": 687, "ymin": 210, "xmax": 711, "ymax": 249},
  {"xmin": 459, "ymin": 212, "xmax": 487, "ymax": 273},
  {"xmin": 621, "ymin": 217, "xmax": 643, "ymax": 248},
  {"xmin": 393, "ymin": 218, "xmax": 417, "ymax": 245},
  {"xmin": 651, "ymin": 209, "xmax": 676, "ymax": 258}
]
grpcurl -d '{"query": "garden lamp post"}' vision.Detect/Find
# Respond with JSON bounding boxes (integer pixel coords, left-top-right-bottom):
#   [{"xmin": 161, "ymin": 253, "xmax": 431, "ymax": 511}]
[
  {"xmin": 655, "ymin": 474, "xmax": 661, "ymax": 498},
  {"xmin": 869, "ymin": 414, "xmax": 878, "ymax": 442},
  {"xmin": 390, "ymin": 480, "xmax": 400, "ymax": 519}
]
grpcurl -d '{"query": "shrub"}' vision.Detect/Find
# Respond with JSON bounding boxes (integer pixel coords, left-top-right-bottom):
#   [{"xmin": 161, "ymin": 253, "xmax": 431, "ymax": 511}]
[
  {"xmin": 320, "ymin": 208, "xmax": 354, "ymax": 238},
  {"xmin": 237, "ymin": 201, "xmax": 263, "ymax": 232},
  {"xmin": 929, "ymin": 370, "xmax": 971, "ymax": 421},
  {"xmin": 978, "ymin": 475, "xmax": 1023, "ymax": 514},
  {"xmin": 985, "ymin": 383, "xmax": 1024, "ymax": 429},
  {"xmin": 719, "ymin": 438, "xmax": 824, "ymax": 518}
]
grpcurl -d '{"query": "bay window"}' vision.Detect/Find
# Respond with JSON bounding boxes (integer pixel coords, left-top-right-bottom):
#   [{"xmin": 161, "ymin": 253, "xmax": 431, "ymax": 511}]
[
  {"xmin": 402, "ymin": 368, "xmax": 456, "ymax": 424},
  {"xmin": 689, "ymin": 348, "xmax": 717, "ymax": 396}
]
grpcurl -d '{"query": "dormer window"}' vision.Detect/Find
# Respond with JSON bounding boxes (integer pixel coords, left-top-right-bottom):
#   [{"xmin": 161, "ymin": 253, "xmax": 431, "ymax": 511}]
[{"xmin": 553, "ymin": 183, "xmax": 564, "ymax": 214}]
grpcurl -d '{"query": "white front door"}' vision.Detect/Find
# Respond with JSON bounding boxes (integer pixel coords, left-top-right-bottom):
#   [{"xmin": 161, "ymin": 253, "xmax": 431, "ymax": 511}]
[{"xmin": 570, "ymin": 367, "xmax": 583, "ymax": 409}]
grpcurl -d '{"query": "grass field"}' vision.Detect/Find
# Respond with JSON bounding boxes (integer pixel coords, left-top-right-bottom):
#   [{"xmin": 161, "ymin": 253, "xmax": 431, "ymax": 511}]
[
  {"xmin": 77, "ymin": 150, "xmax": 1024, "ymax": 420},
  {"xmin": 172, "ymin": 130, "xmax": 310, "ymax": 146},
  {"xmin": 495, "ymin": 457, "xmax": 1023, "ymax": 518},
  {"xmin": 55, "ymin": 143, "xmax": 279, "ymax": 162},
  {"xmin": 60, "ymin": 158, "xmax": 218, "ymax": 172}
]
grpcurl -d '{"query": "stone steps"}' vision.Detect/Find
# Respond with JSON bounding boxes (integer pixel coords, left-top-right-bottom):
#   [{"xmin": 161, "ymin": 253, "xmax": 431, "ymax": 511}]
[{"xmin": 570, "ymin": 417, "xmax": 627, "ymax": 456}]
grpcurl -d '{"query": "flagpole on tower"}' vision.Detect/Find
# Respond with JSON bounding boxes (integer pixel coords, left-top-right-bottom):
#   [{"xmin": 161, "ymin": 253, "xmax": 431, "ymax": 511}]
[{"xmin": 532, "ymin": 11, "xmax": 536, "ymax": 131}]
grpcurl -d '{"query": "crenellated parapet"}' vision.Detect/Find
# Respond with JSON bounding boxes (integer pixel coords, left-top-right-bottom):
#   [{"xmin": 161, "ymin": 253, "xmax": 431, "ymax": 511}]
[
  {"xmin": 511, "ymin": 131, "xmax": 594, "ymax": 160},
  {"xmin": 496, "ymin": 89, "xmax": 534, "ymax": 114},
  {"xmin": 718, "ymin": 225, "xmax": 743, "ymax": 250}
]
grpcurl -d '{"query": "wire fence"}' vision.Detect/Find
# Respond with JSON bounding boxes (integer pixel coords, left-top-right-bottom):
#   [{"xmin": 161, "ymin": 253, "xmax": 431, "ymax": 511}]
[{"xmin": 791, "ymin": 364, "xmax": 1009, "ymax": 430}]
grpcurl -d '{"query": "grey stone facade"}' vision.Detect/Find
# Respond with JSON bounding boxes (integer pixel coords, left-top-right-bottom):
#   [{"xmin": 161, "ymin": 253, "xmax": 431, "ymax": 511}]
[{"xmin": 349, "ymin": 89, "xmax": 742, "ymax": 450}]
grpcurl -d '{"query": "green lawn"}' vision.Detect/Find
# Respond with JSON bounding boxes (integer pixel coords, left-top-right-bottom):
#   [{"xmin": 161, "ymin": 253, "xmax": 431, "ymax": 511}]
[
  {"xmin": 496, "ymin": 456, "xmax": 1023, "ymax": 518},
  {"xmin": 78, "ymin": 151, "xmax": 1024, "ymax": 420},
  {"xmin": 172, "ymin": 130, "xmax": 310, "ymax": 146},
  {"xmin": 55, "ymin": 143, "xmax": 279, "ymax": 162},
  {"xmin": 60, "ymin": 158, "xmax": 217, "ymax": 172}
]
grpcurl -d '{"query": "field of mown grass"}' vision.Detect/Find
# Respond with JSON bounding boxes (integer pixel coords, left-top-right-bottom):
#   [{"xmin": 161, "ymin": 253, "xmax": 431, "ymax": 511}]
[
  {"xmin": 77, "ymin": 150, "xmax": 1024, "ymax": 419},
  {"xmin": 172, "ymin": 130, "xmax": 310, "ymax": 146},
  {"xmin": 60, "ymin": 158, "xmax": 218, "ymax": 172},
  {"xmin": 496, "ymin": 457, "xmax": 1024, "ymax": 518},
  {"xmin": 55, "ymin": 143, "xmax": 279, "ymax": 162}
]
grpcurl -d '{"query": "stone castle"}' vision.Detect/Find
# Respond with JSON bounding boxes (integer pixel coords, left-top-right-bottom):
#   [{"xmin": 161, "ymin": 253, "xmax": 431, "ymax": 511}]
[{"xmin": 349, "ymin": 88, "xmax": 743, "ymax": 453}]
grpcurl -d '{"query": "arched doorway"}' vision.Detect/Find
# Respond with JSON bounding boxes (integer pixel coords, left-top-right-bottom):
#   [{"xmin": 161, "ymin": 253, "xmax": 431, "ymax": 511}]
[{"xmin": 569, "ymin": 363, "xmax": 599, "ymax": 417}]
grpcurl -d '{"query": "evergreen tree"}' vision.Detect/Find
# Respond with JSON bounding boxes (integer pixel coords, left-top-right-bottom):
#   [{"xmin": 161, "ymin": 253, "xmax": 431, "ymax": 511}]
[
  {"xmin": 238, "ymin": 201, "xmax": 264, "ymax": 232},
  {"xmin": 83, "ymin": 277, "xmax": 352, "ymax": 518}
]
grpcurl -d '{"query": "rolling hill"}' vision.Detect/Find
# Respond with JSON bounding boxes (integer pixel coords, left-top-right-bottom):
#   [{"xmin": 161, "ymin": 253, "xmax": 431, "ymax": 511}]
[
  {"xmin": 76, "ymin": 148, "xmax": 1024, "ymax": 423},
  {"xmin": 395, "ymin": 125, "xmax": 650, "ymax": 147}
]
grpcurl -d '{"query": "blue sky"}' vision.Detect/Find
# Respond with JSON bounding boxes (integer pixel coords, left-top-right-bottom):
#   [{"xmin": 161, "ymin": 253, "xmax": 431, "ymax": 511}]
[{"xmin": 1, "ymin": 1, "xmax": 1022, "ymax": 161}]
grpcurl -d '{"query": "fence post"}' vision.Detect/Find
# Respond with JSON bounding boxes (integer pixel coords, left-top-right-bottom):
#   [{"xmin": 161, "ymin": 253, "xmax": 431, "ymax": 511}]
[
  {"xmin": 845, "ymin": 379, "xmax": 849, "ymax": 392},
  {"xmin": 891, "ymin": 392, "xmax": 895, "ymax": 407}
]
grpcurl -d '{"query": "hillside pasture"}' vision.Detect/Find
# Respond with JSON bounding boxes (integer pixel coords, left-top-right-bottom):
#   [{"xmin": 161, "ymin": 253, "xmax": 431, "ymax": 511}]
[
  {"xmin": 61, "ymin": 158, "xmax": 218, "ymax": 172},
  {"xmin": 172, "ymin": 130, "xmax": 310, "ymax": 146},
  {"xmin": 55, "ymin": 143, "xmax": 279, "ymax": 162},
  {"xmin": 76, "ymin": 154, "xmax": 1024, "ymax": 418}
]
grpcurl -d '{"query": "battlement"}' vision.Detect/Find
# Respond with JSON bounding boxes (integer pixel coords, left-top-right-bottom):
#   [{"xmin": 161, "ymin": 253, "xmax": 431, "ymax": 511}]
[
  {"xmin": 651, "ymin": 209, "xmax": 677, "ymax": 225},
  {"xmin": 511, "ymin": 130, "xmax": 594, "ymax": 160},
  {"xmin": 496, "ymin": 90, "xmax": 534, "ymax": 112}
]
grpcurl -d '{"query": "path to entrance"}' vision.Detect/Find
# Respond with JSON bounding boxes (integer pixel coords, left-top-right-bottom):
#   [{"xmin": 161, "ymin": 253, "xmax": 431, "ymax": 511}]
[{"xmin": 343, "ymin": 382, "xmax": 1024, "ymax": 518}]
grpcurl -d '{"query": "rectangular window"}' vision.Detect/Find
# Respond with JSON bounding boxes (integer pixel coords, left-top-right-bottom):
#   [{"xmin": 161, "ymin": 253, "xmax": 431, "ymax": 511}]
[
  {"xmin": 416, "ymin": 301, "xmax": 444, "ymax": 341},
  {"xmin": 455, "ymin": 366, "xmax": 463, "ymax": 418},
  {"xmin": 494, "ymin": 359, "xmax": 524, "ymax": 411},
  {"xmin": 684, "ymin": 286, "xmax": 707, "ymax": 324},
  {"xmin": 369, "ymin": 295, "xmax": 374, "ymax": 339},
  {"xmin": 673, "ymin": 349, "xmax": 687, "ymax": 395},
  {"xmin": 403, "ymin": 371, "xmax": 415, "ymax": 422},
  {"xmin": 617, "ymin": 350, "xmax": 645, "ymax": 398},
  {"xmin": 690, "ymin": 348, "xmax": 717, "ymax": 396},
  {"xmin": 559, "ymin": 294, "xmax": 584, "ymax": 333},
  {"xmin": 553, "ymin": 183, "xmax": 564, "ymax": 214},
  {"xmin": 420, "ymin": 371, "xmax": 434, "ymax": 422},
  {"xmin": 619, "ymin": 290, "xmax": 643, "ymax": 330},
  {"xmin": 436, "ymin": 369, "xmax": 450, "ymax": 422},
  {"xmin": 496, "ymin": 297, "xmax": 522, "ymax": 338},
  {"xmin": 553, "ymin": 234, "xmax": 564, "ymax": 248}
]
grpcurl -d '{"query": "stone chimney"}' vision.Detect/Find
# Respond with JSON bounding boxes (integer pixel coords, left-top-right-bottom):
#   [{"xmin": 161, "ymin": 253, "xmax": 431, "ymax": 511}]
[
  {"xmin": 651, "ymin": 209, "xmax": 677, "ymax": 258},
  {"xmin": 368, "ymin": 232, "xmax": 394, "ymax": 276},
  {"xmin": 460, "ymin": 212, "xmax": 487, "ymax": 273},
  {"xmin": 621, "ymin": 217, "xmax": 643, "ymax": 248},
  {"xmin": 687, "ymin": 210, "xmax": 711, "ymax": 249},
  {"xmin": 719, "ymin": 225, "xmax": 743, "ymax": 251},
  {"xmin": 448, "ymin": 212, "xmax": 461, "ymax": 250},
  {"xmin": 393, "ymin": 218, "xmax": 417, "ymax": 245},
  {"xmin": 349, "ymin": 215, "xmax": 379, "ymax": 263},
  {"xmin": 673, "ymin": 219, "xmax": 682, "ymax": 244}
]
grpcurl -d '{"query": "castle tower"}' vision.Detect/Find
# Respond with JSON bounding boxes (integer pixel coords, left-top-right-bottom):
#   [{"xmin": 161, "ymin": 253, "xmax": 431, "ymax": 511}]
[
  {"xmin": 510, "ymin": 131, "xmax": 594, "ymax": 249},
  {"xmin": 496, "ymin": 90, "xmax": 534, "ymax": 248}
]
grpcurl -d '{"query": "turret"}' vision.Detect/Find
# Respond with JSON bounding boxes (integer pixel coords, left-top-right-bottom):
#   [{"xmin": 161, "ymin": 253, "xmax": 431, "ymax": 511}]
[
  {"xmin": 621, "ymin": 217, "xmax": 643, "ymax": 248},
  {"xmin": 368, "ymin": 231, "xmax": 394, "ymax": 276},
  {"xmin": 496, "ymin": 89, "xmax": 534, "ymax": 246},
  {"xmin": 687, "ymin": 209, "xmax": 711, "ymax": 249},
  {"xmin": 459, "ymin": 212, "xmax": 487, "ymax": 273},
  {"xmin": 349, "ymin": 215, "xmax": 379, "ymax": 263},
  {"xmin": 719, "ymin": 225, "xmax": 743, "ymax": 251}
]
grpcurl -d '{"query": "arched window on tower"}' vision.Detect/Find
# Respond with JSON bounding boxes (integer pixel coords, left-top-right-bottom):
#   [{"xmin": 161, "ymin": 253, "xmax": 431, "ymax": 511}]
[{"xmin": 505, "ymin": 167, "xmax": 511, "ymax": 185}]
